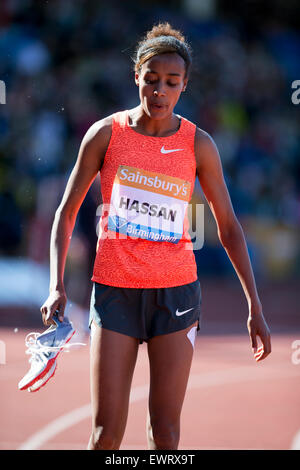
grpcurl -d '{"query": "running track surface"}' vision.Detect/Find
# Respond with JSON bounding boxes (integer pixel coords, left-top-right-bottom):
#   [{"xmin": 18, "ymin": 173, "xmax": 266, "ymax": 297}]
[{"xmin": 1, "ymin": 328, "xmax": 299, "ymax": 450}]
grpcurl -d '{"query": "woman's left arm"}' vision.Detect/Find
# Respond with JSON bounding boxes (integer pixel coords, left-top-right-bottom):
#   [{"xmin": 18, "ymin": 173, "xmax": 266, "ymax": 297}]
[{"xmin": 195, "ymin": 128, "xmax": 271, "ymax": 362}]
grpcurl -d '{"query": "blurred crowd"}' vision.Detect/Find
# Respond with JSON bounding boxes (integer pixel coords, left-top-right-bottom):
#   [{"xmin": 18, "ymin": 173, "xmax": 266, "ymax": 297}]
[{"xmin": 0, "ymin": 0, "xmax": 299, "ymax": 307}]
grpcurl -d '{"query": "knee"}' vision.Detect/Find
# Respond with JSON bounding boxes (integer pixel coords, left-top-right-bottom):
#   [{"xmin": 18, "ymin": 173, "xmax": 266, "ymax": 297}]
[
  {"xmin": 88, "ymin": 426, "xmax": 120, "ymax": 450},
  {"xmin": 149, "ymin": 422, "xmax": 180, "ymax": 450}
]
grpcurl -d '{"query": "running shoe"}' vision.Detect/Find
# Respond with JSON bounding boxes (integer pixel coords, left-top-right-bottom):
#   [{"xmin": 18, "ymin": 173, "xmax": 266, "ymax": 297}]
[
  {"xmin": 18, "ymin": 314, "xmax": 76, "ymax": 391},
  {"xmin": 27, "ymin": 359, "xmax": 57, "ymax": 392}
]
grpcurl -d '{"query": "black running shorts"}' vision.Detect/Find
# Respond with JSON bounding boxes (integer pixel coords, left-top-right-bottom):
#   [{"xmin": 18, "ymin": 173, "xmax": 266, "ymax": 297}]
[{"xmin": 89, "ymin": 279, "xmax": 202, "ymax": 343}]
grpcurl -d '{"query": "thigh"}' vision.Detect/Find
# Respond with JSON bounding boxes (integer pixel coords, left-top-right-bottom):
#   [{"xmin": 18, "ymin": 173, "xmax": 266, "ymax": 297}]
[
  {"xmin": 147, "ymin": 321, "xmax": 197, "ymax": 426},
  {"xmin": 90, "ymin": 322, "xmax": 139, "ymax": 434}
]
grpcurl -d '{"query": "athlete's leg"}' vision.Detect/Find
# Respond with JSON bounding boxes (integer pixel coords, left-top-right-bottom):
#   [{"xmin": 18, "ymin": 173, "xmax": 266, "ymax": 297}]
[
  {"xmin": 146, "ymin": 322, "xmax": 197, "ymax": 450},
  {"xmin": 88, "ymin": 322, "xmax": 139, "ymax": 450}
]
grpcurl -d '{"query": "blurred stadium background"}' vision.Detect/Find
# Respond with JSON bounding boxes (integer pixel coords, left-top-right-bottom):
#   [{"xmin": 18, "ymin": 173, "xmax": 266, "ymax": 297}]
[{"xmin": 0, "ymin": 0, "xmax": 299, "ymax": 450}]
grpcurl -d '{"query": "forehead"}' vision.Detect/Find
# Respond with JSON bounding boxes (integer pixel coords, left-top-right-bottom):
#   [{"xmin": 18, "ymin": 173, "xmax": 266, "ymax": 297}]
[{"xmin": 141, "ymin": 53, "xmax": 186, "ymax": 75}]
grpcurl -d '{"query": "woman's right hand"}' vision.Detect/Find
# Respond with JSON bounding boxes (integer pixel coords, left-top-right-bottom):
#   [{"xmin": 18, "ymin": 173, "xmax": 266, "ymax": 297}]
[{"xmin": 40, "ymin": 288, "xmax": 67, "ymax": 326}]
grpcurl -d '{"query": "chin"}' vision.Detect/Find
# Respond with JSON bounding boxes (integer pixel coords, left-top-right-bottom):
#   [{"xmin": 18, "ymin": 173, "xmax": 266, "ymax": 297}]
[{"xmin": 147, "ymin": 104, "xmax": 170, "ymax": 119}]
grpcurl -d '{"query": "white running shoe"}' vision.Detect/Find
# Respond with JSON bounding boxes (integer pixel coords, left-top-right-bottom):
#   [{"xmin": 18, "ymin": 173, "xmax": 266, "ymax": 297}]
[
  {"xmin": 27, "ymin": 360, "xmax": 57, "ymax": 392},
  {"xmin": 18, "ymin": 315, "xmax": 76, "ymax": 391}
]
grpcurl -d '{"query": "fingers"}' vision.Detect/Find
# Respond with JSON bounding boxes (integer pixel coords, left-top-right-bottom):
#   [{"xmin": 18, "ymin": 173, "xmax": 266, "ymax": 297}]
[
  {"xmin": 256, "ymin": 337, "xmax": 271, "ymax": 362},
  {"xmin": 40, "ymin": 303, "xmax": 65, "ymax": 326},
  {"xmin": 249, "ymin": 330, "xmax": 258, "ymax": 355},
  {"xmin": 247, "ymin": 317, "xmax": 257, "ymax": 354},
  {"xmin": 251, "ymin": 333, "xmax": 271, "ymax": 362},
  {"xmin": 254, "ymin": 346, "xmax": 264, "ymax": 362},
  {"xmin": 254, "ymin": 346, "xmax": 269, "ymax": 362},
  {"xmin": 247, "ymin": 313, "xmax": 271, "ymax": 362},
  {"xmin": 40, "ymin": 307, "xmax": 56, "ymax": 326}
]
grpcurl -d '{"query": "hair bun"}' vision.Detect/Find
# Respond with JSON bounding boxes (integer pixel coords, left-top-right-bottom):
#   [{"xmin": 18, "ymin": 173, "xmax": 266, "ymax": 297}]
[
  {"xmin": 134, "ymin": 22, "xmax": 192, "ymax": 77},
  {"xmin": 145, "ymin": 22, "xmax": 185, "ymax": 43}
]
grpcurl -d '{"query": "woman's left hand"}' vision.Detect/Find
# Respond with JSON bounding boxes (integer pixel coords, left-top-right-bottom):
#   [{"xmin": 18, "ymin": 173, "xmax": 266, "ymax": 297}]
[{"xmin": 247, "ymin": 311, "xmax": 271, "ymax": 362}]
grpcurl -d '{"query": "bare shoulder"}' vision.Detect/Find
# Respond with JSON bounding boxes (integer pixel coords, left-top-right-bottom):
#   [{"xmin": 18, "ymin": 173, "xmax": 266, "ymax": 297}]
[
  {"xmin": 195, "ymin": 126, "xmax": 218, "ymax": 152},
  {"xmin": 82, "ymin": 114, "xmax": 113, "ymax": 149},
  {"xmin": 77, "ymin": 114, "xmax": 115, "ymax": 172},
  {"xmin": 72, "ymin": 114, "xmax": 115, "ymax": 175},
  {"xmin": 194, "ymin": 126, "xmax": 221, "ymax": 174}
]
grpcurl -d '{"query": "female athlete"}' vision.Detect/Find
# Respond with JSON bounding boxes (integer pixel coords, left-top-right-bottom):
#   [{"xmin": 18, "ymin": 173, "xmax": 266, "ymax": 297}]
[{"xmin": 40, "ymin": 23, "xmax": 271, "ymax": 450}]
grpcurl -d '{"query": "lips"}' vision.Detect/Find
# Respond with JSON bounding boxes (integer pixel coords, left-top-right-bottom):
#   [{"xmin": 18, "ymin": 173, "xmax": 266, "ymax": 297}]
[{"xmin": 149, "ymin": 102, "xmax": 166, "ymax": 110}]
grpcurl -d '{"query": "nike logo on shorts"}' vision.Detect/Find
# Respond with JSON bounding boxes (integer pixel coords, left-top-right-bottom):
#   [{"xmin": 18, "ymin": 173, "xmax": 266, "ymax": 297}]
[
  {"xmin": 160, "ymin": 146, "xmax": 184, "ymax": 154},
  {"xmin": 175, "ymin": 307, "xmax": 194, "ymax": 316}
]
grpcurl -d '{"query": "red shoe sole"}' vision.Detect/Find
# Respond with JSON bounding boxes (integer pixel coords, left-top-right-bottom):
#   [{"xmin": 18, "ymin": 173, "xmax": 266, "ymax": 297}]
[{"xmin": 28, "ymin": 363, "xmax": 58, "ymax": 392}]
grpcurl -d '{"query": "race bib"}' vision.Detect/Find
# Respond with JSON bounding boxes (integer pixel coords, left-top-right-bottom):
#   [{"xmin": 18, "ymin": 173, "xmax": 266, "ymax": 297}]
[{"xmin": 107, "ymin": 165, "xmax": 191, "ymax": 243}]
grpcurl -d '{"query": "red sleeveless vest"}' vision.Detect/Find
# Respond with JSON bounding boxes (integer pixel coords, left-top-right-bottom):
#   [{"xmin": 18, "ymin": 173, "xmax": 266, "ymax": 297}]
[{"xmin": 91, "ymin": 110, "xmax": 198, "ymax": 288}]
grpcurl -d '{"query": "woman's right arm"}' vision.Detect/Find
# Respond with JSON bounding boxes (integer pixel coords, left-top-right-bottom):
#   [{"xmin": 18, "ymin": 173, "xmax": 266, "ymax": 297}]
[{"xmin": 40, "ymin": 116, "xmax": 112, "ymax": 326}]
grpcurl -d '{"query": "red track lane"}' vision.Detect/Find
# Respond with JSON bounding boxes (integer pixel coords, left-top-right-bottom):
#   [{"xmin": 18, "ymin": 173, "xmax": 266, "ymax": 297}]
[{"xmin": 0, "ymin": 328, "xmax": 299, "ymax": 450}]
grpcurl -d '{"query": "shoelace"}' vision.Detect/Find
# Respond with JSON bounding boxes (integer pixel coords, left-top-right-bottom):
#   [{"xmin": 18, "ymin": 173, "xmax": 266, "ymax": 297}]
[{"xmin": 25, "ymin": 331, "xmax": 86, "ymax": 364}]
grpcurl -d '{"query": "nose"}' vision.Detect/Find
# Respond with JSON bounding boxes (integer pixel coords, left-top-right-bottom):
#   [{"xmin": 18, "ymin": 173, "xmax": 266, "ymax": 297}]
[{"xmin": 153, "ymin": 82, "xmax": 166, "ymax": 97}]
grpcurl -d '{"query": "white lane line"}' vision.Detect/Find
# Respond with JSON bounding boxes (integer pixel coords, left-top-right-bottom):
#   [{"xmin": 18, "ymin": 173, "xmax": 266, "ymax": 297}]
[
  {"xmin": 18, "ymin": 404, "xmax": 92, "ymax": 451},
  {"xmin": 18, "ymin": 367, "xmax": 299, "ymax": 450},
  {"xmin": 17, "ymin": 384, "xmax": 149, "ymax": 450},
  {"xmin": 290, "ymin": 429, "xmax": 300, "ymax": 450}
]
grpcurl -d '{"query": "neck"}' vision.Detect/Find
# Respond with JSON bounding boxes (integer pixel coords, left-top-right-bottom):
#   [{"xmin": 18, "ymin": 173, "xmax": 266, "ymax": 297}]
[{"xmin": 128, "ymin": 105, "xmax": 180, "ymax": 137}]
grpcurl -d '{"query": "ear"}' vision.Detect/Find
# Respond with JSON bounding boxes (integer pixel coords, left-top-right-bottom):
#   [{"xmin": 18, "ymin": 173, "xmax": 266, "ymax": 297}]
[
  {"xmin": 182, "ymin": 77, "xmax": 188, "ymax": 92},
  {"xmin": 135, "ymin": 72, "xmax": 140, "ymax": 87}
]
